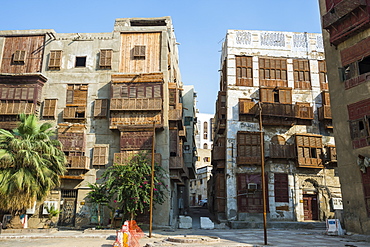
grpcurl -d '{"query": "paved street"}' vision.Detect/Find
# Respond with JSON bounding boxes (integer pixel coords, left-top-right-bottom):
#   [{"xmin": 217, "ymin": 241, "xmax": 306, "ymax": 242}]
[
  {"xmin": 1, "ymin": 228, "xmax": 370, "ymax": 247},
  {"xmin": 1, "ymin": 208, "xmax": 369, "ymax": 247}
]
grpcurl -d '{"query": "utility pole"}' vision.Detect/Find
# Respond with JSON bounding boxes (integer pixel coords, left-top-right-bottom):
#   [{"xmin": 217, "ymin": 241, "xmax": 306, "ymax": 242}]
[{"xmin": 258, "ymin": 102, "xmax": 267, "ymax": 245}]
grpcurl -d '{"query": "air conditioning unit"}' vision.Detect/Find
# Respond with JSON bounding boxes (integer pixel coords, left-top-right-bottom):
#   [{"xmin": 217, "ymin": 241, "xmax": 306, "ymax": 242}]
[
  {"xmin": 248, "ymin": 183, "xmax": 258, "ymax": 190},
  {"xmin": 42, "ymin": 201, "xmax": 58, "ymax": 215}
]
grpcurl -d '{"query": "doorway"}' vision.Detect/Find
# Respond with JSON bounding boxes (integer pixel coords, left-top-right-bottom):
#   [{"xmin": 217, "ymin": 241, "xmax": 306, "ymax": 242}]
[
  {"xmin": 58, "ymin": 189, "xmax": 77, "ymax": 226},
  {"xmin": 303, "ymin": 193, "xmax": 318, "ymax": 220}
]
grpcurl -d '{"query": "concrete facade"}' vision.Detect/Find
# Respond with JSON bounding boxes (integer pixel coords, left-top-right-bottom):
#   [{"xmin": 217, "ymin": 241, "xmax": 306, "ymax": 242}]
[
  {"xmin": 0, "ymin": 17, "xmax": 196, "ymax": 229},
  {"xmin": 318, "ymin": 0, "xmax": 370, "ymax": 234},
  {"xmin": 210, "ymin": 29, "xmax": 342, "ymax": 224}
]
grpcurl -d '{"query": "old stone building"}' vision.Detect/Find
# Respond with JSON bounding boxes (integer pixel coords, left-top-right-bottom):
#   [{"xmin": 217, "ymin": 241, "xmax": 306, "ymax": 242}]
[
  {"xmin": 210, "ymin": 29, "xmax": 342, "ymax": 226},
  {"xmin": 318, "ymin": 0, "xmax": 370, "ymax": 234},
  {"xmin": 190, "ymin": 113, "xmax": 213, "ymax": 206},
  {"xmin": 0, "ymin": 17, "xmax": 196, "ymax": 228}
]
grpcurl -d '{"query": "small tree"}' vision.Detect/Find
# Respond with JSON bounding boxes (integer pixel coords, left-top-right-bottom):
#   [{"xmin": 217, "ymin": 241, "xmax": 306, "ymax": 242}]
[
  {"xmin": 86, "ymin": 183, "xmax": 110, "ymax": 226},
  {"xmin": 0, "ymin": 114, "xmax": 66, "ymax": 228},
  {"xmin": 101, "ymin": 152, "xmax": 168, "ymax": 222}
]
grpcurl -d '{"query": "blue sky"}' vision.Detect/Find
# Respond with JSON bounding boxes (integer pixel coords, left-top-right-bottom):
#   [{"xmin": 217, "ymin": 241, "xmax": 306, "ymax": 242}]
[{"xmin": 0, "ymin": 0, "xmax": 322, "ymax": 114}]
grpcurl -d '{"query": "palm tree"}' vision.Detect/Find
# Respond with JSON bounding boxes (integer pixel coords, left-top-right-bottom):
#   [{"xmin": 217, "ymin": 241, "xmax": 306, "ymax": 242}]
[{"xmin": 0, "ymin": 113, "xmax": 67, "ymax": 218}]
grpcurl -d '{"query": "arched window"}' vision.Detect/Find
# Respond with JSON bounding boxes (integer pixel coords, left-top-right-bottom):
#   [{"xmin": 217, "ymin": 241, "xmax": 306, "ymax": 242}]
[
  {"xmin": 203, "ymin": 143, "xmax": 208, "ymax": 149},
  {"xmin": 203, "ymin": 121, "xmax": 208, "ymax": 139}
]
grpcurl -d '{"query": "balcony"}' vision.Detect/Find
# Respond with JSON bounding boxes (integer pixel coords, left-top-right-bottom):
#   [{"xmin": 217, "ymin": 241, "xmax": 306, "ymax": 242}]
[
  {"xmin": 297, "ymin": 157, "xmax": 324, "ymax": 168},
  {"xmin": 269, "ymin": 144, "xmax": 295, "ymax": 159},
  {"xmin": 110, "ymin": 98, "xmax": 162, "ymax": 111},
  {"xmin": 216, "ymin": 118, "xmax": 226, "ymax": 134},
  {"xmin": 113, "ymin": 152, "xmax": 161, "ymax": 166},
  {"xmin": 322, "ymin": 0, "xmax": 370, "ymax": 45},
  {"xmin": 170, "ymin": 169, "xmax": 183, "ymax": 183},
  {"xmin": 295, "ymin": 105, "xmax": 314, "ymax": 120},
  {"xmin": 169, "ymin": 156, "xmax": 185, "ymax": 171},
  {"xmin": 325, "ymin": 146, "xmax": 337, "ymax": 163},
  {"xmin": 60, "ymin": 170, "xmax": 85, "ymax": 180},
  {"xmin": 66, "ymin": 156, "xmax": 90, "ymax": 170},
  {"xmin": 251, "ymin": 103, "xmax": 295, "ymax": 118},
  {"xmin": 169, "ymin": 103, "xmax": 182, "ymax": 121},
  {"xmin": 212, "ymin": 146, "xmax": 226, "ymax": 160},
  {"xmin": 109, "ymin": 111, "xmax": 163, "ymax": 129},
  {"xmin": 318, "ymin": 105, "xmax": 332, "ymax": 120},
  {"xmin": 236, "ymin": 156, "xmax": 261, "ymax": 165},
  {"xmin": 63, "ymin": 107, "xmax": 86, "ymax": 120},
  {"xmin": 0, "ymin": 102, "xmax": 35, "ymax": 115}
]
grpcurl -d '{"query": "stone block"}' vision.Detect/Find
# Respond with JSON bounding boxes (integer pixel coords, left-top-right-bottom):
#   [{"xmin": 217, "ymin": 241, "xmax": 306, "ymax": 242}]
[
  {"xmin": 200, "ymin": 217, "xmax": 214, "ymax": 229},
  {"xmin": 178, "ymin": 215, "xmax": 192, "ymax": 229}
]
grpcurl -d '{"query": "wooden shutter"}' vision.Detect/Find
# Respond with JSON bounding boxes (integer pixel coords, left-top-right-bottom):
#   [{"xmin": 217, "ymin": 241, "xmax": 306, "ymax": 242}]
[
  {"xmin": 66, "ymin": 86, "xmax": 74, "ymax": 104},
  {"xmin": 170, "ymin": 129, "xmax": 178, "ymax": 155},
  {"xmin": 93, "ymin": 145, "xmax": 109, "ymax": 166},
  {"xmin": 279, "ymin": 88, "xmax": 292, "ymax": 104},
  {"xmin": 13, "ymin": 50, "xmax": 26, "ymax": 63},
  {"xmin": 274, "ymin": 173, "xmax": 289, "ymax": 202},
  {"xmin": 99, "ymin": 49, "xmax": 112, "ymax": 68},
  {"xmin": 129, "ymin": 86, "xmax": 137, "ymax": 98},
  {"xmin": 133, "ymin": 45, "xmax": 146, "ymax": 58},
  {"xmin": 260, "ymin": 88, "xmax": 274, "ymax": 103},
  {"xmin": 121, "ymin": 85, "xmax": 129, "ymax": 98},
  {"xmin": 43, "ymin": 99, "xmax": 57, "ymax": 118},
  {"xmin": 49, "ymin": 50, "xmax": 62, "ymax": 69},
  {"xmin": 321, "ymin": 91, "xmax": 330, "ymax": 106},
  {"xmin": 153, "ymin": 85, "xmax": 161, "ymax": 98},
  {"xmin": 293, "ymin": 59, "xmax": 311, "ymax": 89},
  {"xmin": 94, "ymin": 99, "xmax": 108, "ymax": 117},
  {"xmin": 169, "ymin": 88, "xmax": 176, "ymax": 106},
  {"xmin": 236, "ymin": 56, "xmax": 253, "ymax": 86}
]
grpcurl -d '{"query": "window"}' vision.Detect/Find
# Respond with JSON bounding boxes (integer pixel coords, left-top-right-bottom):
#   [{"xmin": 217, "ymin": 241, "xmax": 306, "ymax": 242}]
[
  {"xmin": 295, "ymin": 134, "xmax": 323, "ymax": 167},
  {"xmin": 43, "ymin": 99, "xmax": 57, "ymax": 118},
  {"xmin": 349, "ymin": 118, "xmax": 369, "ymax": 140},
  {"xmin": 318, "ymin": 60, "xmax": 328, "ymax": 90},
  {"xmin": 274, "ymin": 173, "xmax": 289, "ymax": 202},
  {"xmin": 112, "ymin": 84, "xmax": 162, "ymax": 99},
  {"xmin": 236, "ymin": 56, "xmax": 253, "ymax": 86},
  {"xmin": 94, "ymin": 99, "xmax": 108, "ymax": 118},
  {"xmin": 93, "ymin": 144, "xmax": 109, "ymax": 166},
  {"xmin": 203, "ymin": 143, "xmax": 208, "ymax": 149},
  {"xmin": 237, "ymin": 173, "xmax": 268, "ymax": 213},
  {"xmin": 293, "ymin": 59, "xmax": 311, "ymax": 89},
  {"xmin": 203, "ymin": 121, "xmax": 208, "ymax": 140},
  {"xmin": 184, "ymin": 116, "xmax": 193, "ymax": 126},
  {"xmin": 359, "ymin": 56, "xmax": 370, "ymax": 75},
  {"xmin": 49, "ymin": 50, "xmax": 62, "ymax": 70},
  {"xmin": 75, "ymin": 56, "xmax": 86, "ymax": 67},
  {"xmin": 133, "ymin": 45, "xmax": 146, "ymax": 59},
  {"xmin": 237, "ymin": 131, "xmax": 262, "ymax": 165},
  {"xmin": 99, "ymin": 49, "xmax": 112, "ymax": 69},
  {"xmin": 13, "ymin": 50, "xmax": 26, "ymax": 64},
  {"xmin": 66, "ymin": 84, "xmax": 88, "ymax": 106},
  {"xmin": 260, "ymin": 87, "xmax": 292, "ymax": 104},
  {"xmin": 169, "ymin": 88, "xmax": 177, "ymax": 106},
  {"xmin": 259, "ymin": 58, "xmax": 287, "ymax": 87},
  {"xmin": 200, "ymin": 179, "xmax": 203, "ymax": 185},
  {"xmin": 342, "ymin": 55, "xmax": 370, "ymax": 81}
]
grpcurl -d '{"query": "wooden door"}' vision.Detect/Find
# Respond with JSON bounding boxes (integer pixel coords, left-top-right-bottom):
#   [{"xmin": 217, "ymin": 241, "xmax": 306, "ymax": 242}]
[
  {"xmin": 303, "ymin": 194, "xmax": 318, "ymax": 220},
  {"xmin": 59, "ymin": 195, "xmax": 77, "ymax": 226}
]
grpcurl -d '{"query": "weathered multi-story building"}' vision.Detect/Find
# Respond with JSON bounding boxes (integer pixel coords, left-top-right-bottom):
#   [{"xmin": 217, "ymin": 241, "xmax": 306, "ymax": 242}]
[
  {"xmin": 318, "ymin": 0, "xmax": 370, "ymax": 234},
  {"xmin": 190, "ymin": 113, "xmax": 213, "ymax": 206},
  {"xmin": 0, "ymin": 17, "xmax": 196, "ymax": 228},
  {"xmin": 210, "ymin": 29, "xmax": 342, "ymax": 226}
]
